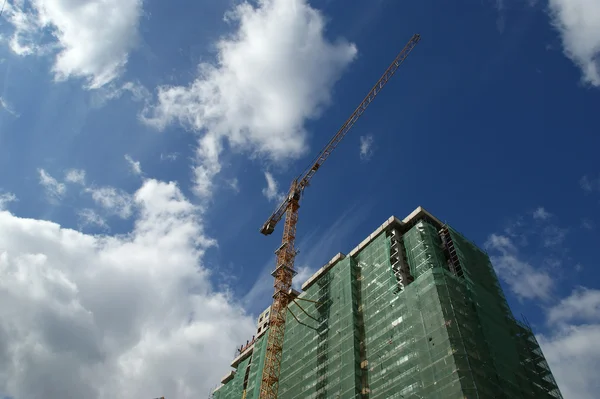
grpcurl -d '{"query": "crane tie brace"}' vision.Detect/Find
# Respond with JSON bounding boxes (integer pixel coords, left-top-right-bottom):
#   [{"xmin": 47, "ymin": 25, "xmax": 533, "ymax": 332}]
[{"xmin": 258, "ymin": 33, "xmax": 421, "ymax": 399}]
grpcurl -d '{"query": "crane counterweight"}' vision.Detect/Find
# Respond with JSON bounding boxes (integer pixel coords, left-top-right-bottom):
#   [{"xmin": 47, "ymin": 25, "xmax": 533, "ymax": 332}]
[{"xmin": 258, "ymin": 34, "xmax": 421, "ymax": 399}]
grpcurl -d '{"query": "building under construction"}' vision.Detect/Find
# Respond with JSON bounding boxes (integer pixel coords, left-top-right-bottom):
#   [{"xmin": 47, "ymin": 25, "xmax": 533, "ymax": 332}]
[{"xmin": 213, "ymin": 207, "xmax": 563, "ymax": 399}]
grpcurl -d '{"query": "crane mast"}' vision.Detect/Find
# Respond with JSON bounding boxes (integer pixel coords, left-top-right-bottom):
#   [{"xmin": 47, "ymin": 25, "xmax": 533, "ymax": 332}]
[{"xmin": 258, "ymin": 34, "xmax": 421, "ymax": 399}]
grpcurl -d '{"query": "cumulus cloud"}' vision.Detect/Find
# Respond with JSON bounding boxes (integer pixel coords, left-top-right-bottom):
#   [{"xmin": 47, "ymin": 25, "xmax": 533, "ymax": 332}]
[
  {"xmin": 485, "ymin": 234, "xmax": 553, "ymax": 300},
  {"xmin": 0, "ymin": 192, "xmax": 17, "ymax": 210},
  {"xmin": 0, "ymin": 179, "xmax": 255, "ymax": 398},
  {"xmin": 124, "ymin": 154, "xmax": 142, "ymax": 175},
  {"xmin": 142, "ymin": 0, "xmax": 357, "ymax": 197},
  {"xmin": 4, "ymin": 0, "xmax": 143, "ymax": 88},
  {"xmin": 359, "ymin": 134, "xmax": 374, "ymax": 160},
  {"xmin": 38, "ymin": 168, "xmax": 66, "ymax": 200},
  {"xmin": 64, "ymin": 169, "xmax": 86, "ymax": 185},
  {"xmin": 539, "ymin": 325, "xmax": 600, "ymax": 399},
  {"xmin": 538, "ymin": 287, "xmax": 600, "ymax": 399},
  {"xmin": 262, "ymin": 172, "xmax": 284, "ymax": 202},
  {"xmin": 548, "ymin": 0, "xmax": 600, "ymax": 87},
  {"xmin": 548, "ymin": 287, "xmax": 600, "ymax": 324},
  {"xmin": 85, "ymin": 186, "xmax": 134, "ymax": 219}
]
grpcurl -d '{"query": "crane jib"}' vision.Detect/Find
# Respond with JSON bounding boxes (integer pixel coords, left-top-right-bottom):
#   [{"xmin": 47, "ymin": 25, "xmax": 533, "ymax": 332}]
[{"xmin": 262, "ymin": 34, "xmax": 420, "ymax": 235}]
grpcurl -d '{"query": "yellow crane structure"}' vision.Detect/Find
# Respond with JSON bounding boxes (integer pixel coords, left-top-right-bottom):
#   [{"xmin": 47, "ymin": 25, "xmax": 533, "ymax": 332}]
[{"xmin": 258, "ymin": 34, "xmax": 421, "ymax": 399}]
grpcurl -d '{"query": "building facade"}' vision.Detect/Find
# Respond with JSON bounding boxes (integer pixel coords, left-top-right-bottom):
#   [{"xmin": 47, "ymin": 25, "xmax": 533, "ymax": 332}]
[{"xmin": 213, "ymin": 207, "xmax": 562, "ymax": 399}]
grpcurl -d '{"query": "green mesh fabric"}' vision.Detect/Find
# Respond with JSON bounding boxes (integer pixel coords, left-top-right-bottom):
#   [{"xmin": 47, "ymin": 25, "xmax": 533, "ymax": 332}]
[
  {"xmin": 213, "ymin": 355, "xmax": 251, "ymax": 399},
  {"xmin": 448, "ymin": 227, "xmax": 562, "ymax": 399},
  {"xmin": 214, "ymin": 219, "xmax": 563, "ymax": 399},
  {"xmin": 277, "ymin": 256, "xmax": 360, "ymax": 398},
  {"xmin": 357, "ymin": 233, "xmax": 464, "ymax": 398},
  {"xmin": 245, "ymin": 332, "xmax": 269, "ymax": 398},
  {"xmin": 403, "ymin": 221, "xmax": 447, "ymax": 279}
]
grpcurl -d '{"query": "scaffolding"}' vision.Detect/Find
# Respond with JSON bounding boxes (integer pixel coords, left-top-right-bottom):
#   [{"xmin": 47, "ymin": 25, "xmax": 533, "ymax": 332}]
[{"xmin": 215, "ymin": 213, "xmax": 563, "ymax": 399}]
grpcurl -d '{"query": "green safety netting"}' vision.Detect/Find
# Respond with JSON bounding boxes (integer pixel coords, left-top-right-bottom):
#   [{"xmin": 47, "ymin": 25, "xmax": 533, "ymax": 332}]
[{"xmin": 214, "ymin": 219, "xmax": 562, "ymax": 399}]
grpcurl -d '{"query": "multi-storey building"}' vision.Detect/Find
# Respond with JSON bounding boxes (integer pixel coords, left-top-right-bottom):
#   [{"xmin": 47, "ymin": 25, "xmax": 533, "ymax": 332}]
[{"xmin": 213, "ymin": 207, "xmax": 562, "ymax": 399}]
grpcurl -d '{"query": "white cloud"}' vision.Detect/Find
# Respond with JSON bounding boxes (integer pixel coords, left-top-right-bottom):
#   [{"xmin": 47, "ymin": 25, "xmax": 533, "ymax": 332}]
[
  {"xmin": 64, "ymin": 169, "xmax": 86, "ymax": 185},
  {"xmin": 90, "ymin": 81, "xmax": 151, "ymax": 108},
  {"xmin": 120, "ymin": 81, "xmax": 150, "ymax": 102},
  {"xmin": 495, "ymin": 212, "xmax": 600, "ymax": 398},
  {"xmin": 77, "ymin": 208, "xmax": 108, "ymax": 231},
  {"xmin": 548, "ymin": 287, "xmax": 600, "ymax": 324},
  {"xmin": 538, "ymin": 324, "xmax": 600, "ymax": 399},
  {"xmin": 487, "ymin": 208, "xmax": 575, "ymax": 299},
  {"xmin": 359, "ymin": 134, "xmax": 374, "ymax": 161},
  {"xmin": 142, "ymin": 0, "xmax": 357, "ymax": 197},
  {"xmin": 548, "ymin": 0, "xmax": 600, "ymax": 87},
  {"xmin": 4, "ymin": 0, "xmax": 143, "ymax": 88},
  {"xmin": 292, "ymin": 265, "xmax": 314, "ymax": 291},
  {"xmin": 538, "ymin": 287, "xmax": 600, "ymax": 399},
  {"xmin": 192, "ymin": 132, "xmax": 222, "ymax": 199},
  {"xmin": 487, "ymin": 209, "xmax": 600, "ymax": 396},
  {"xmin": 108, "ymin": 81, "xmax": 150, "ymax": 102},
  {"xmin": 0, "ymin": 96, "xmax": 19, "ymax": 117},
  {"xmin": 262, "ymin": 171, "xmax": 284, "ymax": 202},
  {"xmin": 486, "ymin": 210, "xmax": 598, "ymax": 397},
  {"xmin": 0, "ymin": 179, "xmax": 255, "ymax": 398},
  {"xmin": 86, "ymin": 186, "xmax": 134, "ymax": 219},
  {"xmin": 38, "ymin": 169, "xmax": 66, "ymax": 200},
  {"xmin": 486, "ymin": 233, "xmax": 518, "ymax": 253},
  {"xmin": 485, "ymin": 234, "xmax": 553, "ymax": 300},
  {"xmin": 0, "ymin": 192, "xmax": 17, "ymax": 210},
  {"xmin": 533, "ymin": 206, "xmax": 551, "ymax": 220},
  {"xmin": 124, "ymin": 154, "xmax": 142, "ymax": 176}
]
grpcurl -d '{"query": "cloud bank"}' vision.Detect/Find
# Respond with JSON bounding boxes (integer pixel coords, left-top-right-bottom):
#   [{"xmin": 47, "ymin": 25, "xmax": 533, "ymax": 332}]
[{"xmin": 0, "ymin": 179, "xmax": 255, "ymax": 398}]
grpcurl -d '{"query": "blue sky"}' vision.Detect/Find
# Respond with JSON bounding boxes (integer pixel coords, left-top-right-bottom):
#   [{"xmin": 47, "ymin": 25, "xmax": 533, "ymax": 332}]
[{"xmin": 0, "ymin": 0, "xmax": 599, "ymax": 397}]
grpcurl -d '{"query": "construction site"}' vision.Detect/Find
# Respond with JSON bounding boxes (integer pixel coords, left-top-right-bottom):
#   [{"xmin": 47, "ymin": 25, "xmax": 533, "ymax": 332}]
[
  {"xmin": 211, "ymin": 34, "xmax": 563, "ymax": 399},
  {"xmin": 212, "ymin": 207, "xmax": 563, "ymax": 399}
]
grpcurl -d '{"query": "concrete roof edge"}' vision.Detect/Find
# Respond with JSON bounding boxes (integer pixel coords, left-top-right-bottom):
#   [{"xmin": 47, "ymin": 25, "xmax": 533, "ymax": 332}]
[
  {"xmin": 230, "ymin": 344, "xmax": 254, "ymax": 368},
  {"xmin": 220, "ymin": 370, "xmax": 235, "ymax": 384},
  {"xmin": 402, "ymin": 206, "xmax": 443, "ymax": 226},
  {"xmin": 301, "ymin": 252, "xmax": 346, "ymax": 291},
  {"xmin": 298, "ymin": 206, "xmax": 442, "ymax": 292}
]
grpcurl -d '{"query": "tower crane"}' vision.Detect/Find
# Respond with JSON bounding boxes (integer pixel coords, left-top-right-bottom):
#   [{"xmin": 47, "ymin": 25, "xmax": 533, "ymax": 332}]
[{"xmin": 258, "ymin": 34, "xmax": 421, "ymax": 399}]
